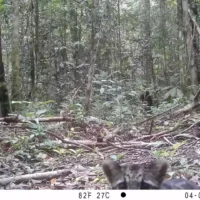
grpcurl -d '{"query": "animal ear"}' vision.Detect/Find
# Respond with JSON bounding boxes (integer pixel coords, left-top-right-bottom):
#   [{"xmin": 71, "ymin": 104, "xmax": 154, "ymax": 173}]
[
  {"xmin": 140, "ymin": 93, "xmax": 145, "ymax": 102},
  {"xmin": 145, "ymin": 91, "xmax": 150, "ymax": 98},
  {"xmin": 102, "ymin": 160, "xmax": 124, "ymax": 185},
  {"xmin": 146, "ymin": 95, "xmax": 153, "ymax": 106},
  {"xmin": 148, "ymin": 159, "xmax": 168, "ymax": 184}
]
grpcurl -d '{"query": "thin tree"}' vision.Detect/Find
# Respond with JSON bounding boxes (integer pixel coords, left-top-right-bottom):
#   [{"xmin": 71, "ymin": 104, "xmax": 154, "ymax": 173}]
[
  {"xmin": 11, "ymin": 0, "xmax": 21, "ymax": 103},
  {"xmin": 85, "ymin": 0, "xmax": 99, "ymax": 114},
  {"xmin": 0, "ymin": 16, "xmax": 9, "ymax": 117}
]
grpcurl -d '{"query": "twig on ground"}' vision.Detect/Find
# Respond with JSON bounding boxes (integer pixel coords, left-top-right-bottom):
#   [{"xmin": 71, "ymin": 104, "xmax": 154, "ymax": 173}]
[
  {"xmin": 181, "ymin": 120, "xmax": 200, "ymax": 134},
  {"xmin": 173, "ymin": 133, "xmax": 198, "ymax": 140},
  {"xmin": 174, "ymin": 89, "xmax": 200, "ymax": 116},
  {"xmin": 106, "ymin": 141, "xmax": 128, "ymax": 150},
  {"xmin": 175, "ymin": 138, "xmax": 200, "ymax": 157},
  {"xmin": 133, "ymin": 105, "xmax": 179, "ymax": 126},
  {"xmin": 148, "ymin": 119, "xmax": 154, "ymax": 135},
  {"xmin": 136, "ymin": 118, "xmax": 183, "ymax": 141},
  {"xmin": 45, "ymin": 131, "xmax": 104, "ymax": 158},
  {"xmin": 163, "ymin": 137, "xmax": 174, "ymax": 146}
]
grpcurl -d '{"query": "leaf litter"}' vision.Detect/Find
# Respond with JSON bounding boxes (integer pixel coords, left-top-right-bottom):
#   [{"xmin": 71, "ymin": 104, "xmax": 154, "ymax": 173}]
[{"xmin": 0, "ymin": 110, "xmax": 200, "ymax": 189}]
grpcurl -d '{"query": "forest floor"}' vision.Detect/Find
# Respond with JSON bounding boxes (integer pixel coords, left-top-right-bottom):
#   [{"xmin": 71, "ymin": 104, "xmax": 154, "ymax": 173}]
[{"xmin": 0, "ymin": 106, "xmax": 200, "ymax": 189}]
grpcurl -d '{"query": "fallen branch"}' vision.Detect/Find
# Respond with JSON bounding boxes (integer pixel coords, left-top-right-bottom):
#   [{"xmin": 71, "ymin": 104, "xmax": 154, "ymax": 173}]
[
  {"xmin": 181, "ymin": 120, "xmax": 200, "ymax": 134},
  {"xmin": 174, "ymin": 89, "xmax": 200, "ymax": 116},
  {"xmin": 173, "ymin": 133, "xmax": 198, "ymax": 140},
  {"xmin": 193, "ymin": 89, "xmax": 200, "ymax": 102},
  {"xmin": 174, "ymin": 102, "xmax": 200, "ymax": 116},
  {"xmin": 175, "ymin": 139, "xmax": 200, "ymax": 157},
  {"xmin": 133, "ymin": 105, "xmax": 179, "ymax": 126},
  {"xmin": 112, "ymin": 141, "xmax": 166, "ymax": 149},
  {"xmin": 136, "ymin": 119, "xmax": 183, "ymax": 141},
  {"xmin": 103, "ymin": 127, "xmax": 121, "ymax": 142},
  {"xmin": 106, "ymin": 141, "xmax": 128, "ymax": 150},
  {"xmin": 0, "ymin": 116, "xmax": 75, "ymax": 124},
  {"xmin": 0, "ymin": 169, "xmax": 71, "ymax": 186},
  {"xmin": 45, "ymin": 131, "xmax": 104, "ymax": 158}
]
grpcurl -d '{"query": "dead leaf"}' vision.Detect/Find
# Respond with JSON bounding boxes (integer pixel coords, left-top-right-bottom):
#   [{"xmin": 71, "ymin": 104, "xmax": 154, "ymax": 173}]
[{"xmin": 51, "ymin": 178, "xmax": 57, "ymax": 185}]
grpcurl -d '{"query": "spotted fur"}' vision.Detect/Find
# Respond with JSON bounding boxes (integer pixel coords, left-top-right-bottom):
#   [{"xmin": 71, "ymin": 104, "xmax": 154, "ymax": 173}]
[{"xmin": 102, "ymin": 159, "xmax": 200, "ymax": 190}]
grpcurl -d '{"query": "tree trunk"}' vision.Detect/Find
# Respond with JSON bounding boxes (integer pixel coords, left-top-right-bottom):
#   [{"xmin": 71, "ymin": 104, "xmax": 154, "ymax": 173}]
[
  {"xmin": 0, "ymin": 17, "xmax": 10, "ymax": 117},
  {"xmin": 159, "ymin": 0, "xmax": 168, "ymax": 85},
  {"xmin": 85, "ymin": 0, "xmax": 98, "ymax": 114},
  {"xmin": 11, "ymin": 0, "xmax": 21, "ymax": 103},
  {"xmin": 143, "ymin": 0, "xmax": 154, "ymax": 85},
  {"xmin": 34, "ymin": 0, "xmax": 39, "ymax": 98},
  {"xmin": 182, "ymin": 0, "xmax": 198, "ymax": 86}
]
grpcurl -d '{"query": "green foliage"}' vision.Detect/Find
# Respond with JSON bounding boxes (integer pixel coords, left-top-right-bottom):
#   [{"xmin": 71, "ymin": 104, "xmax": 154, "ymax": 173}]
[
  {"xmin": 153, "ymin": 141, "xmax": 186, "ymax": 159},
  {"xmin": 28, "ymin": 120, "xmax": 45, "ymax": 138},
  {"xmin": 0, "ymin": 0, "xmax": 5, "ymax": 10},
  {"xmin": 69, "ymin": 103, "xmax": 85, "ymax": 120},
  {"xmin": 2, "ymin": 0, "xmax": 198, "ymax": 124},
  {"xmin": 110, "ymin": 154, "xmax": 124, "ymax": 161},
  {"xmin": 90, "ymin": 69, "xmax": 192, "ymax": 123},
  {"xmin": 167, "ymin": 0, "xmax": 177, "ymax": 6},
  {"xmin": 11, "ymin": 100, "xmax": 56, "ymax": 117}
]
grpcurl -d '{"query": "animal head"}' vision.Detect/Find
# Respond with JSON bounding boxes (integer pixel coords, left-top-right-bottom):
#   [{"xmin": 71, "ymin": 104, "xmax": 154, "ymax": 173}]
[{"xmin": 102, "ymin": 159, "xmax": 168, "ymax": 189}]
